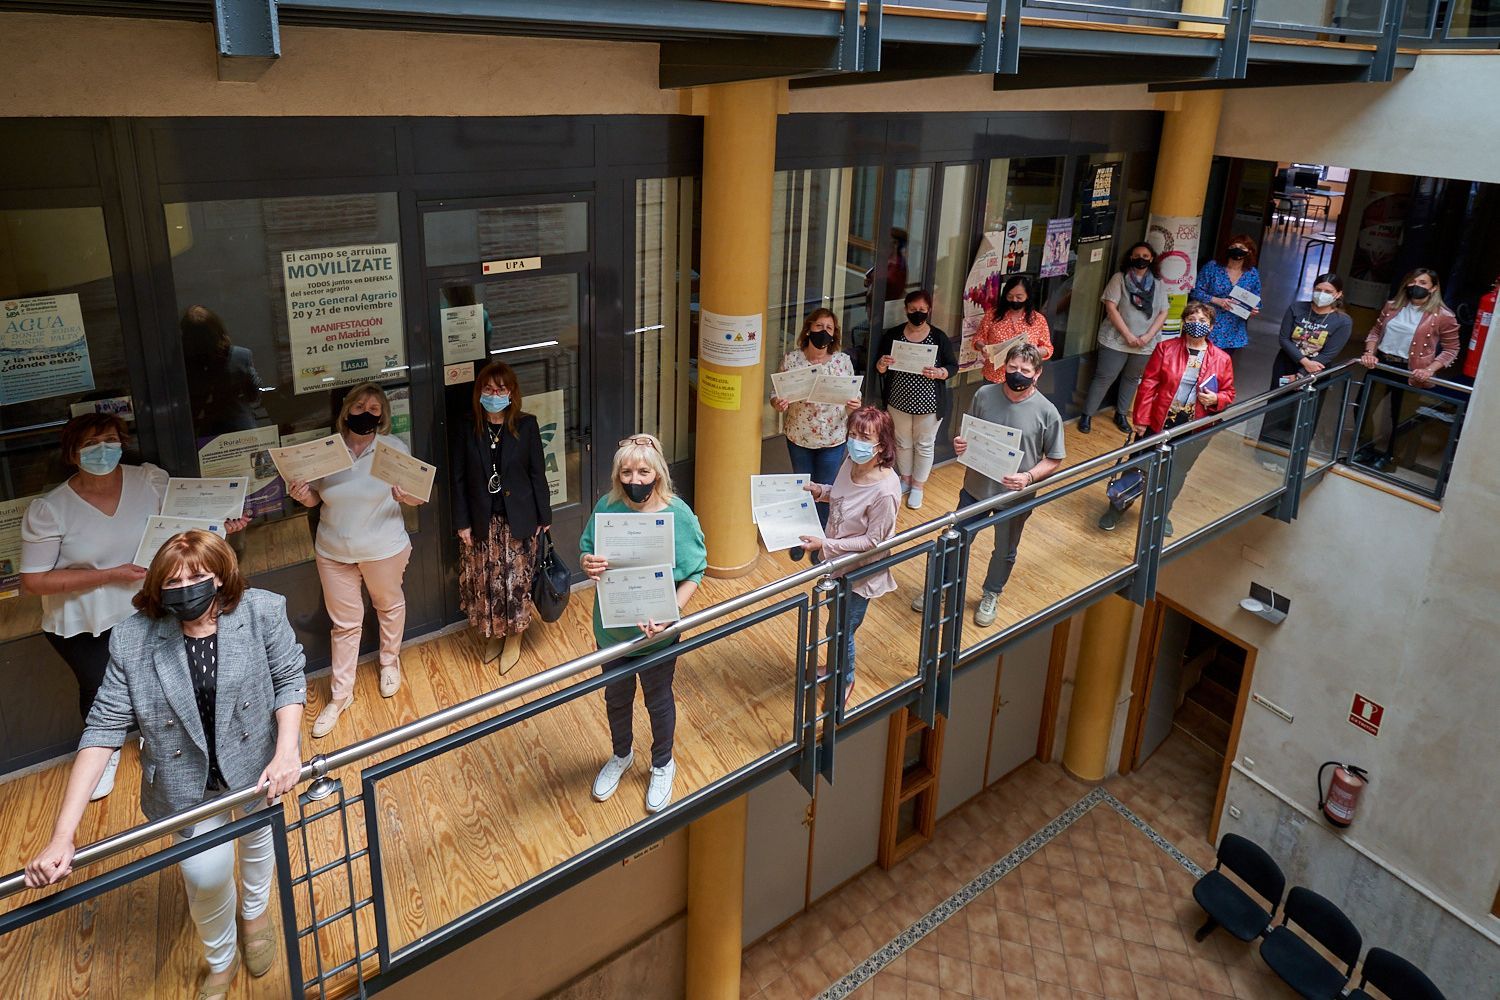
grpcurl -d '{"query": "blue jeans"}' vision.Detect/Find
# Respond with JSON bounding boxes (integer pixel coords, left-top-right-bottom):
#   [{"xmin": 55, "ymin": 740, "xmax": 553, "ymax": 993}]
[
  {"xmin": 786, "ymin": 440, "xmax": 846, "ymax": 528},
  {"xmin": 828, "ymin": 591, "xmax": 871, "ymax": 698}
]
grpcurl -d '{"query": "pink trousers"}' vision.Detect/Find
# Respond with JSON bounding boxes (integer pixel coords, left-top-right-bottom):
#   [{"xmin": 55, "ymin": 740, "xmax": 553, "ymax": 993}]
[{"xmin": 315, "ymin": 544, "xmax": 411, "ymax": 703}]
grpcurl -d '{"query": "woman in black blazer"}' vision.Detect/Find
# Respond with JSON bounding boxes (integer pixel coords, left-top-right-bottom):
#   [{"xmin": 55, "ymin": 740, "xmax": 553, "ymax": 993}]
[{"xmin": 451, "ymin": 361, "xmax": 553, "ymax": 674}]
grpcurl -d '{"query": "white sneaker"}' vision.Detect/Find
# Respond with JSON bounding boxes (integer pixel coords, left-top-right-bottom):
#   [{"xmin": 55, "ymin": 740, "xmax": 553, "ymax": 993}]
[
  {"xmin": 592, "ymin": 752, "xmax": 634, "ymax": 802},
  {"xmin": 974, "ymin": 591, "xmax": 999, "ymax": 627},
  {"xmin": 646, "ymin": 758, "xmax": 677, "ymax": 814},
  {"xmin": 907, "ymin": 487, "xmax": 925, "ymax": 510},
  {"xmin": 90, "ymin": 748, "xmax": 121, "ymax": 801}
]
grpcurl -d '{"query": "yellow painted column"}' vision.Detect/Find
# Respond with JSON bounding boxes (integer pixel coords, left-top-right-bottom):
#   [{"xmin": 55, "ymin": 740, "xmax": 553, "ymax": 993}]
[
  {"xmin": 1062, "ymin": 596, "xmax": 1136, "ymax": 781},
  {"xmin": 685, "ymin": 795, "xmax": 748, "ymax": 1000},
  {"xmin": 693, "ymin": 79, "xmax": 784, "ymax": 577},
  {"xmin": 1148, "ymin": 89, "xmax": 1224, "ymax": 219}
]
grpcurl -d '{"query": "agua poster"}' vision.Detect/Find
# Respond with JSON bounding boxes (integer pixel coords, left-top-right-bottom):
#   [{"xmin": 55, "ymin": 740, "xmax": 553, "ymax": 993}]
[
  {"xmin": 283, "ymin": 244, "xmax": 406, "ymax": 394},
  {"xmin": 0, "ymin": 294, "xmax": 95, "ymax": 405}
]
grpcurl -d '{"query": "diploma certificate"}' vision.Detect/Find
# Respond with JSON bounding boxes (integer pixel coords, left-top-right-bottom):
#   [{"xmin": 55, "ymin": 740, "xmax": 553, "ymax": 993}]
[
  {"xmin": 805, "ymin": 374, "xmax": 863, "ymax": 406},
  {"xmin": 980, "ymin": 333, "xmax": 1030, "ymax": 365},
  {"xmin": 268, "ymin": 434, "xmax": 353, "ymax": 483},
  {"xmin": 958, "ymin": 435, "xmax": 1025, "ymax": 484},
  {"xmin": 597, "ymin": 565, "xmax": 681, "ymax": 629},
  {"xmin": 161, "ymin": 478, "xmax": 248, "ymax": 522},
  {"xmin": 750, "ymin": 474, "xmax": 811, "ymax": 523},
  {"xmin": 889, "ymin": 340, "xmax": 938, "ymax": 375},
  {"xmin": 960, "ymin": 413, "xmax": 1023, "ymax": 450},
  {"xmin": 369, "ymin": 440, "xmax": 437, "ymax": 502},
  {"xmin": 770, "ymin": 365, "xmax": 823, "ymax": 403},
  {"xmin": 133, "ymin": 516, "xmax": 224, "ymax": 569},
  {"xmin": 755, "ymin": 496, "xmax": 826, "ymax": 553},
  {"xmin": 594, "ymin": 512, "xmax": 675, "ymax": 569}
]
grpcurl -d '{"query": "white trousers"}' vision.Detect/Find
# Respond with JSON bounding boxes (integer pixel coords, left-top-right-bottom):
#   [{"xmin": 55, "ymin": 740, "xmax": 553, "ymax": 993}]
[
  {"xmin": 889, "ymin": 408, "xmax": 941, "ymax": 484},
  {"xmin": 177, "ymin": 806, "xmax": 277, "ymax": 973}
]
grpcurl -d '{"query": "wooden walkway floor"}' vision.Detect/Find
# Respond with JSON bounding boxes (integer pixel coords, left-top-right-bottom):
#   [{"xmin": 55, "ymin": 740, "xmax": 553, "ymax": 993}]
[{"xmin": 0, "ymin": 420, "xmax": 1289, "ymax": 999}]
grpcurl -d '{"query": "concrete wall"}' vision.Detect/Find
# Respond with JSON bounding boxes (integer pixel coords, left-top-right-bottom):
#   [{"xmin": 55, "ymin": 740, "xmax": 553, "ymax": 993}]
[
  {"xmin": 1156, "ymin": 349, "xmax": 1500, "ymax": 939},
  {"xmin": 1215, "ymin": 54, "xmax": 1500, "ymax": 184},
  {"xmin": 0, "ymin": 13, "xmax": 677, "ymax": 117}
]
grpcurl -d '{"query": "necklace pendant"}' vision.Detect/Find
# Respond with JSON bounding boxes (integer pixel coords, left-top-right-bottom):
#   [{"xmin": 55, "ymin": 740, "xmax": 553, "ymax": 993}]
[{"xmin": 487, "ymin": 472, "xmax": 502, "ymax": 495}]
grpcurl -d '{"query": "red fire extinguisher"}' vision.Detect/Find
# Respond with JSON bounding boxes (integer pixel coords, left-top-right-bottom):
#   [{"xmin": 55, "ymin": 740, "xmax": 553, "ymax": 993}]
[
  {"xmin": 1318, "ymin": 762, "xmax": 1369, "ymax": 828},
  {"xmin": 1463, "ymin": 278, "xmax": 1497, "ymax": 379}
]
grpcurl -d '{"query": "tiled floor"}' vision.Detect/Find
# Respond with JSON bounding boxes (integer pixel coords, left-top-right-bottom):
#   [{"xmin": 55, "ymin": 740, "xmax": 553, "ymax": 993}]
[{"xmin": 742, "ymin": 732, "xmax": 1300, "ymax": 1000}]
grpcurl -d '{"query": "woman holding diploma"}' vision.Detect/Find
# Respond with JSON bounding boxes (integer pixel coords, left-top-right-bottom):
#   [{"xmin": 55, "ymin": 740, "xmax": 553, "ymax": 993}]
[
  {"xmin": 875, "ymin": 289, "xmax": 959, "ymax": 511},
  {"xmin": 1190, "ymin": 235, "xmax": 1262, "ymax": 355},
  {"xmin": 579, "ymin": 434, "xmax": 707, "ymax": 815},
  {"xmin": 21, "ymin": 414, "xmax": 247, "ymax": 800},
  {"xmin": 451, "ymin": 362, "xmax": 552, "ymax": 673},
  {"xmin": 26, "ymin": 530, "xmax": 306, "ymax": 999},
  {"xmin": 770, "ymin": 309, "xmax": 860, "ymax": 557},
  {"xmin": 800, "ymin": 407, "xmax": 901, "ymax": 709},
  {"xmin": 286, "ymin": 383, "xmax": 425, "ymax": 738},
  {"xmin": 972, "ymin": 274, "xmax": 1054, "ymax": 382}
]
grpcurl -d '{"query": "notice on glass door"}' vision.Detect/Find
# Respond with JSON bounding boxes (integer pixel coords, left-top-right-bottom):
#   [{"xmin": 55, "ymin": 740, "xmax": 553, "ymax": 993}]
[
  {"xmin": 0, "ymin": 495, "xmax": 37, "ymax": 600},
  {"xmin": 531, "ymin": 388, "xmax": 568, "ymax": 505},
  {"xmin": 440, "ymin": 303, "xmax": 486, "ymax": 364},
  {"xmin": 283, "ymin": 244, "xmax": 406, "ymax": 394},
  {"xmin": 0, "ymin": 294, "xmax": 95, "ymax": 405}
]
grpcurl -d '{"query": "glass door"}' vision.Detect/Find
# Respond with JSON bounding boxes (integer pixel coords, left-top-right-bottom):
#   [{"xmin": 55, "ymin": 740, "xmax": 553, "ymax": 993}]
[{"xmin": 421, "ymin": 195, "xmax": 593, "ymax": 592}]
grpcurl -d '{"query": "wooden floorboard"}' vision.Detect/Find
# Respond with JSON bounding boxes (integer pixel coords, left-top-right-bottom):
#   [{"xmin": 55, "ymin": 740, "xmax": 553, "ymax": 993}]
[{"xmin": 0, "ymin": 416, "xmax": 1299, "ymax": 998}]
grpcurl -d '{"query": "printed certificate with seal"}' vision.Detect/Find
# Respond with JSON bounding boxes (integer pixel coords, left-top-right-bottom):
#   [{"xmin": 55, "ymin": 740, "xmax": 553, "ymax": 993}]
[
  {"xmin": 594, "ymin": 512, "xmax": 675, "ymax": 569},
  {"xmin": 754, "ymin": 495, "xmax": 825, "ymax": 553},
  {"xmin": 888, "ymin": 340, "xmax": 938, "ymax": 375},
  {"xmin": 161, "ymin": 478, "xmax": 248, "ymax": 523},
  {"xmin": 369, "ymin": 440, "xmax": 436, "ymax": 503},
  {"xmin": 267, "ymin": 434, "xmax": 353, "ymax": 483},
  {"xmin": 597, "ymin": 565, "xmax": 681, "ymax": 629},
  {"xmin": 133, "ymin": 516, "xmax": 225, "ymax": 569},
  {"xmin": 749, "ymin": 474, "xmax": 810, "ymax": 523}
]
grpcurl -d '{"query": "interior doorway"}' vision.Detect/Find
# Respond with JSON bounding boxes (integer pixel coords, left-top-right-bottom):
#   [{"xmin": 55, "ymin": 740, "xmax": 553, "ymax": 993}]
[{"xmin": 1124, "ymin": 598, "xmax": 1256, "ymax": 843}]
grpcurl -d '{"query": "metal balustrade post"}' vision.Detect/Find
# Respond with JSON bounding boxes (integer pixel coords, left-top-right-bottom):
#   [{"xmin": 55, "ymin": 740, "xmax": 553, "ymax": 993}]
[
  {"xmin": 934, "ymin": 526, "xmax": 963, "ymax": 720},
  {"xmin": 817, "ymin": 577, "xmax": 842, "ymax": 784},
  {"xmin": 1370, "ymin": 0, "xmax": 1409, "ymax": 82},
  {"xmin": 862, "ymin": 0, "xmax": 884, "ymax": 74},
  {"xmin": 1275, "ymin": 382, "xmax": 1321, "ymax": 521},
  {"xmin": 1220, "ymin": 0, "xmax": 1255, "ymax": 81},
  {"xmin": 915, "ymin": 537, "xmax": 948, "ymax": 728},
  {"xmin": 1127, "ymin": 445, "xmax": 1172, "ymax": 605}
]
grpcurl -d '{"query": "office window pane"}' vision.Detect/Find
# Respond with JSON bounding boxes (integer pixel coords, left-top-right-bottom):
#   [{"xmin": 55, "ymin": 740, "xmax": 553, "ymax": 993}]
[
  {"xmin": 423, "ymin": 202, "xmax": 588, "ymax": 267},
  {"xmin": 633, "ymin": 177, "xmax": 698, "ymax": 465}
]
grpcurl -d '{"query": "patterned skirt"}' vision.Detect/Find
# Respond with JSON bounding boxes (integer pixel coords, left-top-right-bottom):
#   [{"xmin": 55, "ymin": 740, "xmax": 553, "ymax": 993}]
[{"xmin": 458, "ymin": 514, "xmax": 538, "ymax": 638}]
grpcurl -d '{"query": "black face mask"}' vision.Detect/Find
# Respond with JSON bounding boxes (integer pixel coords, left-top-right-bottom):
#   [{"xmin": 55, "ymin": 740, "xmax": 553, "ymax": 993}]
[
  {"xmin": 1405, "ymin": 285, "xmax": 1431, "ymax": 301},
  {"xmin": 1004, "ymin": 370, "xmax": 1035, "ymax": 392},
  {"xmin": 344, "ymin": 410, "xmax": 380, "ymax": 436},
  {"xmin": 1227, "ymin": 248, "xmax": 1249, "ymax": 261},
  {"xmin": 161, "ymin": 578, "xmax": 218, "ymax": 623},
  {"xmin": 623, "ymin": 480, "xmax": 655, "ymax": 504},
  {"xmin": 1005, "ymin": 300, "xmax": 1027, "ymax": 312},
  {"xmin": 808, "ymin": 331, "xmax": 834, "ymax": 350},
  {"xmin": 907, "ymin": 311, "xmax": 929, "ymax": 326},
  {"xmin": 1129, "ymin": 258, "xmax": 1152, "ymax": 270}
]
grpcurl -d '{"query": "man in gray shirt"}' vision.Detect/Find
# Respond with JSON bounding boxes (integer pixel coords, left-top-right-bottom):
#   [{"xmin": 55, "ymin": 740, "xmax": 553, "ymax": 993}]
[{"xmin": 917, "ymin": 343, "xmax": 1066, "ymax": 627}]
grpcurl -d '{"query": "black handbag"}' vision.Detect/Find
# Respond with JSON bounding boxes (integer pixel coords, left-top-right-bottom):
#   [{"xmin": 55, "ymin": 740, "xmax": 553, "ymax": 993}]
[
  {"xmin": 1105, "ymin": 431, "xmax": 1146, "ymax": 512},
  {"xmin": 530, "ymin": 532, "xmax": 571, "ymax": 623}
]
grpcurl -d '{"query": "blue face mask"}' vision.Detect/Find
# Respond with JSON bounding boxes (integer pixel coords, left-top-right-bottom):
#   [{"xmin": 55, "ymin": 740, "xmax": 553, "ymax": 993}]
[
  {"xmin": 1182, "ymin": 320, "xmax": 1212, "ymax": 340},
  {"xmin": 78, "ymin": 442, "xmax": 123, "ymax": 476},
  {"xmin": 847, "ymin": 439, "xmax": 877, "ymax": 465},
  {"xmin": 480, "ymin": 393, "xmax": 510, "ymax": 414}
]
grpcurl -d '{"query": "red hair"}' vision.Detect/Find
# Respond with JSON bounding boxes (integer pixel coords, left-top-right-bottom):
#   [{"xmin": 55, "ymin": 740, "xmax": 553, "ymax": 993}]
[{"xmin": 846, "ymin": 406, "xmax": 896, "ymax": 469}]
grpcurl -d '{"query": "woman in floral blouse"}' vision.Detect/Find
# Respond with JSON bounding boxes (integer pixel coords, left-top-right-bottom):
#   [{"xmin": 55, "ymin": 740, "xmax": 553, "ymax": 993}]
[
  {"xmin": 972, "ymin": 274, "xmax": 1053, "ymax": 384},
  {"xmin": 771, "ymin": 308, "xmax": 861, "ymax": 560}
]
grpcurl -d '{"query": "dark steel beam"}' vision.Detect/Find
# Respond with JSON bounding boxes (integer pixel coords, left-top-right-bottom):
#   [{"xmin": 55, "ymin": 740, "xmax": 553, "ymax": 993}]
[
  {"xmin": 660, "ymin": 37, "xmax": 846, "ymax": 89},
  {"xmin": 992, "ymin": 53, "xmax": 1219, "ymax": 91},
  {"xmin": 1149, "ymin": 59, "xmax": 1373, "ymax": 90},
  {"xmin": 1218, "ymin": 0, "xmax": 1256, "ymax": 80},
  {"xmin": 214, "ymin": 0, "xmax": 279, "ymax": 82},
  {"xmin": 1370, "ymin": 0, "xmax": 1410, "ymax": 81}
]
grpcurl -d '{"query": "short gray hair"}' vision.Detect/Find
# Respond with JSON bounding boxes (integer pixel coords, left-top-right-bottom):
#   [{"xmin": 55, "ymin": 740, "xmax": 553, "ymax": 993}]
[{"xmin": 1005, "ymin": 342, "xmax": 1044, "ymax": 370}]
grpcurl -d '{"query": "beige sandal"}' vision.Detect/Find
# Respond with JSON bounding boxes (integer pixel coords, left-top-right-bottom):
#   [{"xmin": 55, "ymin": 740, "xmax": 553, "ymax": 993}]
[
  {"xmin": 197, "ymin": 954, "xmax": 240, "ymax": 999},
  {"xmin": 242, "ymin": 918, "xmax": 277, "ymax": 978}
]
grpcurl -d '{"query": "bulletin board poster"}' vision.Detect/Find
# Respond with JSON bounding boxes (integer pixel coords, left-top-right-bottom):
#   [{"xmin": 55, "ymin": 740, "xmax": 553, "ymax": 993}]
[
  {"xmin": 1003, "ymin": 220, "xmax": 1033, "ymax": 274},
  {"xmin": 0, "ymin": 496, "xmax": 36, "ymax": 600},
  {"xmin": 0, "ymin": 294, "xmax": 95, "ymax": 405},
  {"xmin": 1039, "ymin": 218, "xmax": 1074, "ymax": 279},
  {"xmin": 387, "ymin": 386, "xmax": 412, "ymax": 450},
  {"xmin": 197, "ymin": 425, "xmax": 284, "ymax": 517},
  {"xmin": 282, "ymin": 244, "xmax": 406, "ymax": 395},
  {"xmin": 958, "ymin": 232, "xmax": 1006, "ymax": 372},
  {"xmin": 1146, "ymin": 214, "xmax": 1202, "ymax": 336},
  {"xmin": 531, "ymin": 389, "xmax": 568, "ymax": 505}
]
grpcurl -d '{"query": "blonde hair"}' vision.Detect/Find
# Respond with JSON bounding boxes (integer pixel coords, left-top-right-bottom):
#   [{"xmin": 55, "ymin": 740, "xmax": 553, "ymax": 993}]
[
  {"xmin": 336, "ymin": 382, "xmax": 392, "ymax": 435},
  {"xmin": 608, "ymin": 434, "xmax": 674, "ymax": 506},
  {"xmin": 1389, "ymin": 268, "xmax": 1446, "ymax": 316}
]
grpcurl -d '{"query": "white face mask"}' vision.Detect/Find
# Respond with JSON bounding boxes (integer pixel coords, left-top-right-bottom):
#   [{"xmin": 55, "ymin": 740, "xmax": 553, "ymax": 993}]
[{"xmin": 1312, "ymin": 291, "xmax": 1338, "ymax": 308}]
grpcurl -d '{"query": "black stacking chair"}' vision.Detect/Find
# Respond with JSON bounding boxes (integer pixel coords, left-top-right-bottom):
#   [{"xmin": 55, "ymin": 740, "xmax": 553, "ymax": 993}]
[
  {"xmin": 1347, "ymin": 947, "xmax": 1447, "ymax": 1000},
  {"xmin": 1259, "ymin": 887, "xmax": 1362, "ymax": 999},
  {"xmin": 1192, "ymin": 833, "xmax": 1286, "ymax": 942}
]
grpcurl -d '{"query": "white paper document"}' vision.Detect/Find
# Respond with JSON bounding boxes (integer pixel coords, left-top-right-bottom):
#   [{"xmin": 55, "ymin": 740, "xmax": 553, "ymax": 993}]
[
  {"xmin": 1228, "ymin": 285, "xmax": 1262, "ymax": 308},
  {"xmin": 594, "ymin": 511, "xmax": 675, "ymax": 570},
  {"xmin": 133, "ymin": 516, "xmax": 224, "ymax": 569},
  {"xmin": 754, "ymin": 496, "xmax": 826, "ymax": 553},
  {"xmin": 597, "ymin": 565, "xmax": 681, "ymax": 629},
  {"xmin": 806, "ymin": 374, "xmax": 863, "ymax": 406},
  {"xmin": 979, "ymin": 333, "xmax": 1031, "ymax": 365},
  {"xmin": 770, "ymin": 365, "xmax": 823, "ymax": 403},
  {"xmin": 888, "ymin": 340, "xmax": 938, "ymax": 375},
  {"xmin": 958, "ymin": 435, "xmax": 1026, "ymax": 484},
  {"xmin": 960, "ymin": 413, "xmax": 1023, "ymax": 450},
  {"xmin": 268, "ymin": 434, "xmax": 353, "ymax": 483},
  {"xmin": 750, "ymin": 474, "xmax": 811, "ymax": 522},
  {"xmin": 161, "ymin": 478, "xmax": 248, "ymax": 523},
  {"xmin": 369, "ymin": 440, "xmax": 437, "ymax": 502}
]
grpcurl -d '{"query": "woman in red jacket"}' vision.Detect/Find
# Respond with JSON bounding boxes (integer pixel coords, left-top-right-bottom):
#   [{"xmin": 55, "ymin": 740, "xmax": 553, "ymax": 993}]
[
  {"xmin": 1357, "ymin": 268, "xmax": 1461, "ymax": 471},
  {"xmin": 1098, "ymin": 301, "xmax": 1235, "ymax": 536}
]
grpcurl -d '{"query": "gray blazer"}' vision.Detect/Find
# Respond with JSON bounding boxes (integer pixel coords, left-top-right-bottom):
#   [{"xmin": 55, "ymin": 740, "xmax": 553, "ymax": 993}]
[{"xmin": 80, "ymin": 588, "xmax": 307, "ymax": 822}]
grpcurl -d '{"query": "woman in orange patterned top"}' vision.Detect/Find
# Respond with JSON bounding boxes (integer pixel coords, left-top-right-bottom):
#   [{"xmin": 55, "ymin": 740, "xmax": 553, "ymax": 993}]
[{"xmin": 972, "ymin": 274, "xmax": 1053, "ymax": 384}]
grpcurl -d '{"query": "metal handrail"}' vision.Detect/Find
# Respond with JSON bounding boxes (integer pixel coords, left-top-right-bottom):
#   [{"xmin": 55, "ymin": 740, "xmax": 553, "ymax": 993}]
[
  {"xmin": 1367, "ymin": 359, "xmax": 1473, "ymax": 394},
  {"xmin": 0, "ymin": 355, "xmax": 1370, "ymax": 900}
]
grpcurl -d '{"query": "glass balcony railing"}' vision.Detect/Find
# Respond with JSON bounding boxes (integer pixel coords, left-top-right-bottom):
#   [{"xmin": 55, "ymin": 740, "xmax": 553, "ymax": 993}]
[{"xmin": 0, "ymin": 358, "xmax": 1468, "ymax": 998}]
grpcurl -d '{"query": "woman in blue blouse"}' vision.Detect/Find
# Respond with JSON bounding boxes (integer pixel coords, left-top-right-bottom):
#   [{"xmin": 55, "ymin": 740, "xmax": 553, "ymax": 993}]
[{"xmin": 1190, "ymin": 235, "xmax": 1262, "ymax": 354}]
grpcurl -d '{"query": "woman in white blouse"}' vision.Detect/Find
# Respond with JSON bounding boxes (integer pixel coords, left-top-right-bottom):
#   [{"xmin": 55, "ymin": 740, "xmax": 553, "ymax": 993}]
[
  {"xmin": 20, "ymin": 413, "xmax": 248, "ymax": 799},
  {"xmin": 287, "ymin": 383, "xmax": 426, "ymax": 738}
]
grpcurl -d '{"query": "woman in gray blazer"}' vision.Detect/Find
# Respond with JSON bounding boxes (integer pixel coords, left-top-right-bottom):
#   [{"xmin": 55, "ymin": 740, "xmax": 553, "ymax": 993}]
[{"xmin": 25, "ymin": 529, "xmax": 306, "ymax": 999}]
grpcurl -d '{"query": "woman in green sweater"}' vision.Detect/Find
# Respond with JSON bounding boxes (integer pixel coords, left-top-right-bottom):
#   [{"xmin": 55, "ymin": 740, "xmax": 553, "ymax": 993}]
[{"xmin": 579, "ymin": 433, "xmax": 707, "ymax": 814}]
